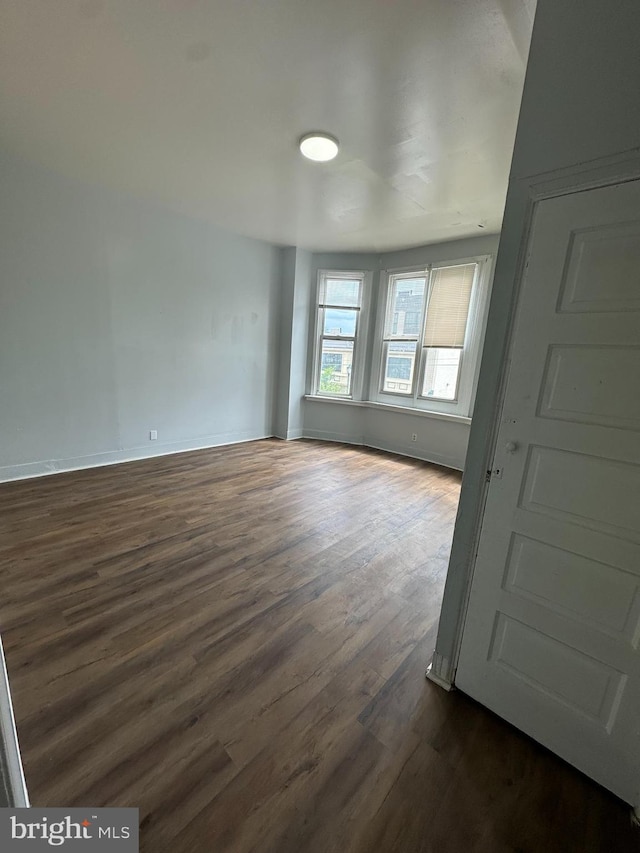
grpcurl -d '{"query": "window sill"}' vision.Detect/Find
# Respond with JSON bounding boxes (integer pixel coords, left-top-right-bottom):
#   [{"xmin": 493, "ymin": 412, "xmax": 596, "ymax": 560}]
[{"xmin": 304, "ymin": 395, "xmax": 472, "ymax": 425}]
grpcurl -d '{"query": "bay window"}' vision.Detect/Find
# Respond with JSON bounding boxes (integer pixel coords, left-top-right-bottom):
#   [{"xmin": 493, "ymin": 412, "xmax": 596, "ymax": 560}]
[
  {"xmin": 308, "ymin": 255, "xmax": 491, "ymax": 419},
  {"xmin": 375, "ymin": 257, "xmax": 491, "ymax": 416}
]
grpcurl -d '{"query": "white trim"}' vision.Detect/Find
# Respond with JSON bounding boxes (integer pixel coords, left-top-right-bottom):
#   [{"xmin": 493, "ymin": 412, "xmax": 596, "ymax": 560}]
[
  {"xmin": 382, "ymin": 264, "xmax": 429, "ymax": 276},
  {"xmin": 311, "ymin": 269, "xmax": 370, "ymax": 400},
  {"xmin": 316, "ymin": 268, "xmax": 368, "ymax": 280},
  {"xmin": 304, "ymin": 395, "xmax": 368, "ymax": 408},
  {"xmin": 0, "ymin": 431, "xmax": 271, "ymax": 483},
  {"xmin": 304, "ymin": 394, "xmax": 471, "ymax": 425},
  {"xmin": 0, "ymin": 413, "xmax": 465, "ymax": 484},
  {"xmin": 301, "ymin": 429, "xmax": 365, "ymax": 446},
  {"xmin": 363, "ymin": 440, "xmax": 464, "ymax": 471},
  {"xmin": 300, "ymin": 429, "xmax": 465, "ymax": 471},
  {"xmin": 284, "ymin": 428, "xmax": 304, "ymax": 440},
  {"xmin": 0, "ymin": 637, "xmax": 29, "ymax": 807},
  {"xmin": 528, "ymin": 149, "xmax": 640, "ymax": 201},
  {"xmin": 426, "ymin": 653, "xmax": 455, "ymax": 691}
]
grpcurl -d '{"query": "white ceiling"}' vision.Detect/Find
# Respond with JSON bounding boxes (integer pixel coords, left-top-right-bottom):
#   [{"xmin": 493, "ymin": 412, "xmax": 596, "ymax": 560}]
[{"xmin": 0, "ymin": 0, "xmax": 535, "ymax": 252}]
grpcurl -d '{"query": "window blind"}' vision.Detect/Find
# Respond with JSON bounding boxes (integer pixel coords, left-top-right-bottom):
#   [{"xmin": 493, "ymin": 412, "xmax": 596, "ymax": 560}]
[{"xmin": 423, "ymin": 263, "xmax": 476, "ymax": 348}]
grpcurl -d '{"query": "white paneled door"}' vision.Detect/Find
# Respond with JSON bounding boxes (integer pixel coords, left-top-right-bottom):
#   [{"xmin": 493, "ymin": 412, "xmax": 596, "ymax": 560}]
[{"xmin": 456, "ymin": 179, "xmax": 640, "ymax": 807}]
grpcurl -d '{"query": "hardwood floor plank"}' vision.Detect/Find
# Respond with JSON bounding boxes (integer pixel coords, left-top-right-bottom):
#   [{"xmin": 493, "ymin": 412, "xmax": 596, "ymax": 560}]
[
  {"xmin": 0, "ymin": 439, "xmax": 636, "ymax": 852},
  {"xmin": 175, "ymin": 661, "xmax": 386, "ymax": 852}
]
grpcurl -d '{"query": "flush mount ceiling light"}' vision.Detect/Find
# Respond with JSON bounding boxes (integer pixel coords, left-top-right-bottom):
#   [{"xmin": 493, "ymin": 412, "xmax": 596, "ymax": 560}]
[{"xmin": 299, "ymin": 132, "xmax": 339, "ymax": 162}]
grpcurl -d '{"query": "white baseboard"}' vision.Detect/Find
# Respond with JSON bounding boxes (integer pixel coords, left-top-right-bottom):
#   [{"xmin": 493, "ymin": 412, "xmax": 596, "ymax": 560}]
[
  {"xmin": 426, "ymin": 652, "xmax": 455, "ymax": 691},
  {"xmin": 301, "ymin": 430, "xmax": 464, "ymax": 471},
  {"xmin": 364, "ymin": 439, "xmax": 464, "ymax": 471},
  {"xmin": 302, "ymin": 428, "xmax": 365, "ymax": 446},
  {"xmin": 0, "ymin": 430, "xmax": 271, "ymax": 483},
  {"xmin": 1, "ymin": 428, "xmax": 464, "ymax": 484}
]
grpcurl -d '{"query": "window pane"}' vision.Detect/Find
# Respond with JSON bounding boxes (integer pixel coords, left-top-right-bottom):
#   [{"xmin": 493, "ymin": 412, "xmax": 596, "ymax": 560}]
[
  {"xmin": 421, "ymin": 347, "xmax": 462, "ymax": 400},
  {"xmin": 323, "ymin": 308, "xmax": 357, "ymax": 336},
  {"xmin": 324, "ymin": 279, "xmax": 361, "ymax": 307},
  {"xmin": 382, "ymin": 341, "xmax": 416, "ymax": 394},
  {"xmin": 319, "ymin": 340, "xmax": 353, "ymax": 395},
  {"xmin": 386, "ymin": 278, "xmax": 426, "ymax": 337},
  {"xmin": 321, "ymin": 352, "xmax": 343, "ymax": 370}
]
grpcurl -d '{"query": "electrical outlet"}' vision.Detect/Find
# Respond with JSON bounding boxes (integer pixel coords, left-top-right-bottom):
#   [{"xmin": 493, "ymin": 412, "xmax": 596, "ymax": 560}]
[
  {"xmin": 149, "ymin": 430, "xmax": 158, "ymax": 441},
  {"xmin": 411, "ymin": 433, "xmax": 417, "ymax": 442}
]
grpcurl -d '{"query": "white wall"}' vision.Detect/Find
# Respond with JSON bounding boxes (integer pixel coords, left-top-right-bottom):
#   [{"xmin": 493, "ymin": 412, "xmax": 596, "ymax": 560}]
[
  {"xmin": 0, "ymin": 151, "xmax": 282, "ymax": 481},
  {"xmin": 302, "ymin": 236, "xmax": 499, "ymax": 470},
  {"xmin": 303, "ymin": 399, "xmax": 366, "ymax": 446},
  {"xmin": 288, "ymin": 249, "xmax": 313, "ymax": 438},
  {"xmin": 274, "ymin": 248, "xmax": 297, "ymax": 440},
  {"xmin": 0, "ymin": 152, "xmax": 492, "ymax": 481},
  {"xmin": 274, "ymin": 247, "xmax": 312, "ymax": 440},
  {"xmin": 304, "ymin": 399, "xmax": 470, "ymax": 470},
  {"xmin": 363, "ymin": 406, "xmax": 470, "ymax": 470},
  {"xmin": 435, "ymin": 0, "xmax": 640, "ymax": 683},
  {"xmin": 509, "ymin": 0, "xmax": 640, "ymax": 180}
]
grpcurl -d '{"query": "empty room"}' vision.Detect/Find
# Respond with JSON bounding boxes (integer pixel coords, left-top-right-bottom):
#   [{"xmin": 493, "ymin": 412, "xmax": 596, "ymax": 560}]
[{"xmin": 0, "ymin": 1, "xmax": 639, "ymax": 852}]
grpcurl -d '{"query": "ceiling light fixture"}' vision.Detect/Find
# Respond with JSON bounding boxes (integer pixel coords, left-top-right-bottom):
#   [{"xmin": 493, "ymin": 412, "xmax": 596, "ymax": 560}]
[{"xmin": 299, "ymin": 132, "xmax": 339, "ymax": 162}]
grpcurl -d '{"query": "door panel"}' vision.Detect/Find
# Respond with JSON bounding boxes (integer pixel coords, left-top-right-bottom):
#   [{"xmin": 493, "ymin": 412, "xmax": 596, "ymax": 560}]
[
  {"xmin": 489, "ymin": 613, "xmax": 626, "ymax": 728},
  {"xmin": 539, "ymin": 344, "xmax": 640, "ymax": 430},
  {"xmin": 456, "ymin": 180, "xmax": 640, "ymax": 806},
  {"xmin": 559, "ymin": 221, "xmax": 640, "ymax": 312},
  {"xmin": 503, "ymin": 534, "xmax": 640, "ymax": 642},
  {"xmin": 522, "ymin": 445, "xmax": 640, "ymax": 541}
]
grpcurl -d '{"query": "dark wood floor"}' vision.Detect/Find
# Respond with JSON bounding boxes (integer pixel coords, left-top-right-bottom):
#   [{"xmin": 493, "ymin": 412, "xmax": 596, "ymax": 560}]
[{"xmin": 0, "ymin": 439, "xmax": 637, "ymax": 852}]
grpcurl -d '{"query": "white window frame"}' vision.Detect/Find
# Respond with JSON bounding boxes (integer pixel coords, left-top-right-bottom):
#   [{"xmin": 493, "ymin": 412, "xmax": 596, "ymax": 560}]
[
  {"xmin": 310, "ymin": 269, "xmax": 369, "ymax": 400},
  {"xmin": 371, "ymin": 255, "xmax": 493, "ymax": 417}
]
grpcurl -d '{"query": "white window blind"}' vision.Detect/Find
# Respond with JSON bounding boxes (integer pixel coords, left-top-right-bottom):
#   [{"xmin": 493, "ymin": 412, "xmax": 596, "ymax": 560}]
[{"xmin": 423, "ymin": 263, "xmax": 476, "ymax": 349}]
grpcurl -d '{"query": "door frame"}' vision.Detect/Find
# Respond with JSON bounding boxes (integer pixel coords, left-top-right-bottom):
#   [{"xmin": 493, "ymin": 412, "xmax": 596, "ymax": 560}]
[{"xmin": 431, "ymin": 149, "xmax": 640, "ymax": 692}]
